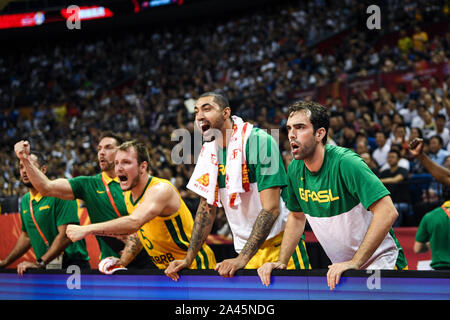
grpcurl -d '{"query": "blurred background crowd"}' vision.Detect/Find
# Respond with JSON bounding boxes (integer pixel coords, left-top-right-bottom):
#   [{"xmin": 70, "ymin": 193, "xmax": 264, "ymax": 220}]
[{"xmin": 0, "ymin": 0, "xmax": 449, "ymax": 230}]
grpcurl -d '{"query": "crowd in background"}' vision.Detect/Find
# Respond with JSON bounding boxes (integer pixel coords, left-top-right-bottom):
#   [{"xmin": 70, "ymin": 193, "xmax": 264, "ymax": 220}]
[{"xmin": 0, "ymin": 0, "xmax": 449, "ymax": 228}]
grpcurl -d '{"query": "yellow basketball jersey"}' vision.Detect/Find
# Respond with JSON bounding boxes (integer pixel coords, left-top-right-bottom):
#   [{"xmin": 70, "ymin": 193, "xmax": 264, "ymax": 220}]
[{"xmin": 124, "ymin": 176, "xmax": 216, "ymax": 269}]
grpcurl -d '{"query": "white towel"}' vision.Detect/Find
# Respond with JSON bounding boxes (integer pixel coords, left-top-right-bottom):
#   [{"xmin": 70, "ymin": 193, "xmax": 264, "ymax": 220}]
[
  {"xmin": 187, "ymin": 115, "xmax": 253, "ymax": 208},
  {"xmin": 98, "ymin": 257, "xmax": 127, "ymax": 274}
]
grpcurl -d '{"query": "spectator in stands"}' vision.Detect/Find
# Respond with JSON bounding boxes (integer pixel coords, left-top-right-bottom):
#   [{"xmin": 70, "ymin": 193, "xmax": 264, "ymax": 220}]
[
  {"xmin": 429, "ymin": 76, "xmax": 444, "ymax": 98},
  {"xmin": 380, "ymin": 143, "xmax": 410, "ymax": 172},
  {"xmin": 392, "ymin": 123, "xmax": 409, "ymax": 152},
  {"xmin": 409, "ymin": 78, "xmax": 422, "ymax": 101},
  {"xmin": 411, "ymin": 104, "xmax": 427, "ymax": 129},
  {"xmin": 428, "ymin": 114, "xmax": 450, "ymax": 148},
  {"xmin": 361, "ymin": 152, "xmax": 380, "ymax": 176},
  {"xmin": 398, "ymin": 30, "xmax": 413, "ymax": 55},
  {"xmin": 421, "ymin": 109, "xmax": 437, "ymax": 139},
  {"xmin": 380, "ymin": 113, "xmax": 394, "ymax": 140},
  {"xmin": 372, "ymin": 131, "xmax": 391, "ymax": 168},
  {"xmin": 399, "ymin": 98, "xmax": 419, "ymax": 126},
  {"xmin": 339, "ymin": 125, "xmax": 357, "ymax": 150},
  {"xmin": 428, "ymin": 135, "xmax": 450, "ymax": 166},
  {"xmin": 379, "ymin": 149, "xmax": 410, "ymax": 226},
  {"xmin": 412, "ymin": 25, "xmax": 429, "ymax": 57},
  {"xmin": 394, "ymin": 85, "xmax": 409, "ymax": 111}
]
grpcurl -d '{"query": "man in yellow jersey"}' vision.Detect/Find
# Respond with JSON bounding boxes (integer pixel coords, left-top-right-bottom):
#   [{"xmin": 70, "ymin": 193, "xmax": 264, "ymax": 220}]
[{"xmin": 66, "ymin": 140, "xmax": 216, "ymax": 269}]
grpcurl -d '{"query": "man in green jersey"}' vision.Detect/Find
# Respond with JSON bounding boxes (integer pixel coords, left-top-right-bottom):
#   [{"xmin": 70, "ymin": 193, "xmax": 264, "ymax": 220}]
[
  {"xmin": 14, "ymin": 132, "xmax": 154, "ymax": 269},
  {"xmin": 414, "ymin": 200, "xmax": 450, "ymax": 270},
  {"xmin": 258, "ymin": 100, "xmax": 407, "ymax": 290},
  {"xmin": 166, "ymin": 92, "xmax": 310, "ymax": 281},
  {"xmin": 0, "ymin": 152, "xmax": 90, "ymax": 274}
]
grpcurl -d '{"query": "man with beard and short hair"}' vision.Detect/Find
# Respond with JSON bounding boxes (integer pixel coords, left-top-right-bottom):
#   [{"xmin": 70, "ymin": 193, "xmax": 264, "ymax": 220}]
[
  {"xmin": 165, "ymin": 92, "xmax": 310, "ymax": 282},
  {"xmin": 0, "ymin": 152, "xmax": 90, "ymax": 274},
  {"xmin": 257, "ymin": 100, "xmax": 407, "ymax": 290},
  {"xmin": 14, "ymin": 132, "xmax": 154, "ymax": 270},
  {"xmin": 66, "ymin": 140, "xmax": 216, "ymax": 270}
]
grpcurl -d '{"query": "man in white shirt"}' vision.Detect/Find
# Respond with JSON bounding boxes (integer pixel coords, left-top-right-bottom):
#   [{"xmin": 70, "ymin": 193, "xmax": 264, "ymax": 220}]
[
  {"xmin": 399, "ymin": 99, "xmax": 418, "ymax": 126},
  {"xmin": 427, "ymin": 114, "xmax": 450, "ymax": 148},
  {"xmin": 372, "ymin": 131, "xmax": 391, "ymax": 167}
]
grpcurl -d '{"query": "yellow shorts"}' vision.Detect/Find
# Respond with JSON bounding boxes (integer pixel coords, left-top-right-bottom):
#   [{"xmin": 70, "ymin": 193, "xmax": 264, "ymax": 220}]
[
  {"xmin": 245, "ymin": 231, "xmax": 311, "ymax": 269},
  {"xmin": 189, "ymin": 244, "xmax": 217, "ymax": 270}
]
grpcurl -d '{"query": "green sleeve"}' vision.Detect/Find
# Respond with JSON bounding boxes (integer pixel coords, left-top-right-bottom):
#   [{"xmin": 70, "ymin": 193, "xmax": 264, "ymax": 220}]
[
  {"xmin": 339, "ymin": 153, "xmax": 390, "ymax": 210},
  {"xmin": 415, "ymin": 214, "xmax": 430, "ymax": 243},
  {"xmin": 20, "ymin": 194, "xmax": 29, "ymax": 233},
  {"xmin": 54, "ymin": 198, "xmax": 80, "ymax": 227},
  {"xmin": 246, "ymin": 128, "xmax": 287, "ymax": 192},
  {"xmin": 285, "ymin": 162, "xmax": 303, "ymax": 212},
  {"xmin": 68, "ymin": 175, "xmax": 91, "ymax": 200}
]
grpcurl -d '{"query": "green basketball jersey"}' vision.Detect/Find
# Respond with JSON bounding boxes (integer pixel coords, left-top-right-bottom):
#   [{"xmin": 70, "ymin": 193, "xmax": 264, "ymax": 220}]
[{"xmin": 286, "ymin": 144, "xmax": 407, "ymax": 269}]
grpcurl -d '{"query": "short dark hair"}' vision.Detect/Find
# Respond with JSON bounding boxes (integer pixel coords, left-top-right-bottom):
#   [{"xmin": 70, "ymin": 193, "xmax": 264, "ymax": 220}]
[
  {"xmin": 287, "ymin": 100, "xmax": 329, "ymax": 144},
  {"xmin": 199, "ymin": 91, "xmax": 230, "ymax": 110},
  {"xmin": 117, "ymin": 140, "xmax": 150, "ymax": 166},
  {"xmin": 430, "ymin": 135, "xmax": 443, "ymax": 146},
  {"xmin": 388, "ymin": 149, "xmax": 401, "ymax": 159},
  {"xmin": 99, "ymin": 131, "xmax": 123, "ymax": 146}
]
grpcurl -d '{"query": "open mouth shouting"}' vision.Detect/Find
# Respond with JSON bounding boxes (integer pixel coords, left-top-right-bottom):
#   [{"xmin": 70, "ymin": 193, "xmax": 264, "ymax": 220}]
[
  {"xmin": 199, "ymin": 122, "xmax": 211, "ymax": 135},
  {"xmin": 290, "ymin": 141, "xmax": 301, "ymax": 154},
  {"xmin": 117, "ymin": 173, "xmax": 133, "ymax": 191},
  {"xmin": 197, "ymin": 121, "xmax": 217, "ymax": 142}
]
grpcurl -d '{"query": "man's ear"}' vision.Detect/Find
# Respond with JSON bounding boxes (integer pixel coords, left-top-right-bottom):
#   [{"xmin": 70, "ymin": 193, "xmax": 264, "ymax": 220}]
[
  {"xmin": 40, "ymin": 165, "xmax": 47, "ymax": 175},
  {"xmin": 223, "ymin": 106, "xmax": 231, "ymax": 119},
  {"xmin": 316, "ymin": 127, "xmax": 326, "ymax": 142},
  {"xmin": 140, "ymin": 161, "xmax": 149, "ymax": 173}
]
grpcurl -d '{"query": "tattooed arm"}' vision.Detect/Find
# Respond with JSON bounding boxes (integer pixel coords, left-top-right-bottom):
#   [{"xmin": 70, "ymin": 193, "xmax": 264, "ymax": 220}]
[
  {"xmin": 165, "ymin": 197, "xmax": 216, "ymax": 281},
  {"xmin": 67, "ymin": 182, "xmax": 177, "ymax": 242},
  {"xmin": 185, "ymin": 198, "xmax": 217, "ymax": 264},
  {"xmin": 118, "ymin": 233, "xmax": 143, "ymax": 267},
  {"xmin": 214, "ymin": 187, "xmax": 281, "ymax": 277}
]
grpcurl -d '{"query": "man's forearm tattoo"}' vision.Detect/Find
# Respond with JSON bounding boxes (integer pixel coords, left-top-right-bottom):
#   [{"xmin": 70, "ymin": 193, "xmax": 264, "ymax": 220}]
[
  {"xmin": 124, "ymin": 233, "xmax": 143, "ymax": 256},
  {"xmin": 188, "ymin": 199, "xmax": 216, "ymax": 255},
  {"xmin": 95, "ymin": 230, "xmax": 130, "ymax": 237},
  {"xmin": 240, "ymin": 209, "xmax": 277, "ymax": 258},
  {"xmin": 119, "ymin": 233, "xmax": 143, "ymax": 265}
]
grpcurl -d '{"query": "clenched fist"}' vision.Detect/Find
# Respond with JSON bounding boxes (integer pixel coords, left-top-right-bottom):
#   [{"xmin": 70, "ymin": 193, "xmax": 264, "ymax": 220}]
[
  {"xmin": 66, "ymin": 224, "xmax": 89, "ymax": 242},
  {"xmin": 14, "ymin": 140, "xmax": 31, "ymax": 160}
]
